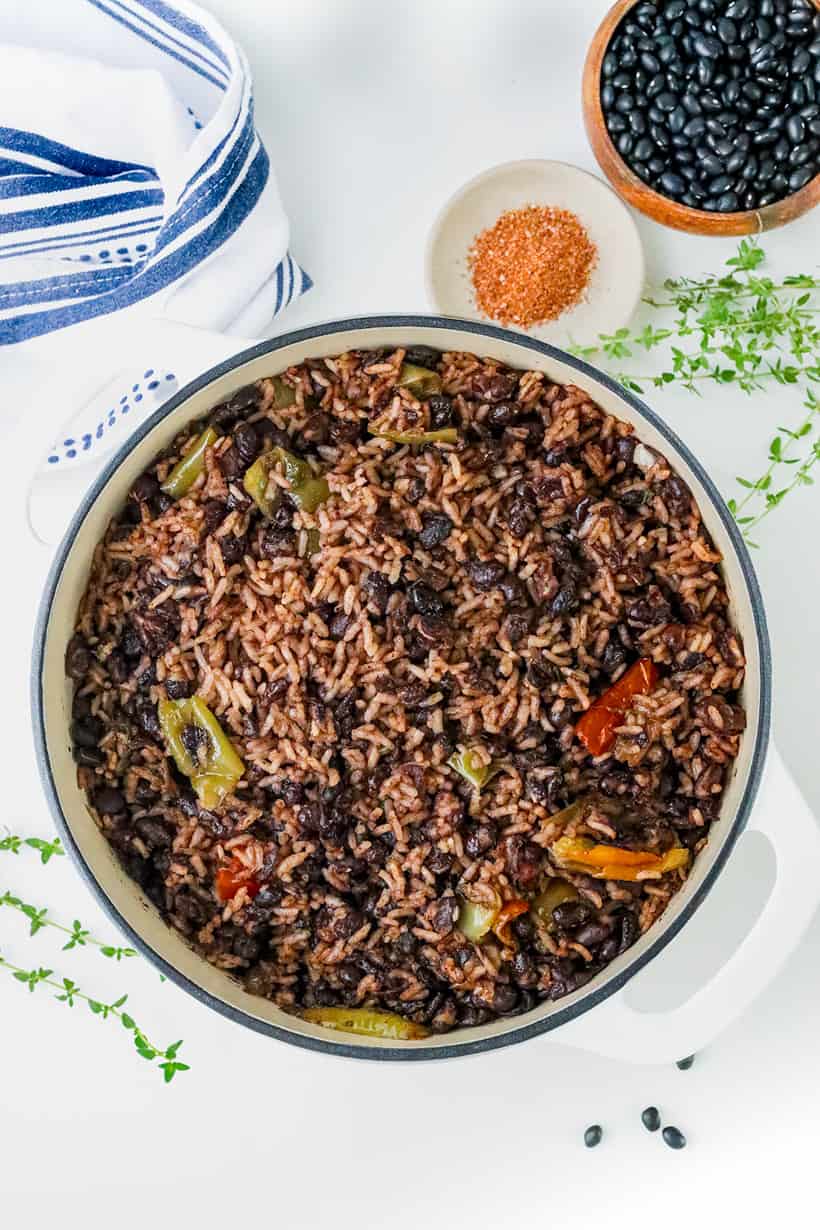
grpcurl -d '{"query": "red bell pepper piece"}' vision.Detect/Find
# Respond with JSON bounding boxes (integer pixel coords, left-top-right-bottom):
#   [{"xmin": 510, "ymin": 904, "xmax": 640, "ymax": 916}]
[
  {"xmin": 575, "ymin": 658, "xmax": 660, "ymax": 756},
  {"xmin": 215, "ymin": 861, "xmax": 260, "ymax": 903}
]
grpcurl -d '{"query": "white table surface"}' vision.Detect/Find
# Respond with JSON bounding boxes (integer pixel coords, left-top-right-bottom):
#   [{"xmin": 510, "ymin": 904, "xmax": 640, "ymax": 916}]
[{"xmin": 3, "ymin": 0, "xmax": 820, "ymax": 1223}]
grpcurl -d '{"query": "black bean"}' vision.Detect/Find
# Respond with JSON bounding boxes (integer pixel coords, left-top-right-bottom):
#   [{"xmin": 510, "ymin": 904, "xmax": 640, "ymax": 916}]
[
  {"xmin": 641, "ymin": 1106, "xmax": 662, "ymax": 1132},
  {"xmin": 418, "ymin": 513, "xmax": 453, "ymax": 550},
  {"xmin": 676, "ymin": 1054, "xmax": 695, "ymax": 1070},
  {"xmin": 717, "ymin": 191, "xmax": 740, "ymax": 210},
  {"xmin": 662, "ymin": 1126, "xmax": 687, "ymax": 1150},
  {"xmin": 607, "ymin": 114, "xmax": 628, "ymax": 134},
  {"xmin": 94, "ymin": 786, "xmax": 125, "ymax": 815},
  {"xmin": 583, "ymin": 1125, "xmax": 603, "ymax": 1148},
  {"xmin": 774, "ymin": 135, "xmax": 791, "ymax": 162},
  {"xmin": 791, "ymin": 142, "xmax": 815, "ymax": 166},
  {"xmin": 753, "ymin": 127, "xmax": 780, "ymax": 147},
  {"xmin": 65, "ymin": 635, "xmax": 91, "ymax": 681},
  {"xmin": 751, "ymin": 41, "xmax": 776, "ymax": 68},
  {"xmin": 793, "ymin": 48, "xmax": 812, "ymax": 77},
  {"xmin": 71, "ymin": 718, "xmax": 101, "ymax": 750},
  {"xmin": 428, "ymin": 394, "xmax": 454, "ymax": 429},
  {"xmin": 640, "ymin": 51, "xmax": 660, "ymax": 74},
  {"xmin": 647, "ymin": 73, "xmax": 665, "ymax": 98},
  {"xmin": 552, "ymin": 901, "xmax": 592, "ymax": 930},
  {"xmin": 233, "ymin": 422, "xmax": 260, "ymax": 466},
  {"xmin": 789, "ymin": 165, "xmax": 814, "ymax": 190},
  {"xmin": 404, "ymin": 345, "xmax": 441, "ymax": 369},
  {"xmin": 633, "ymin": 136, "xmax": 655, "ymax": 162},
  {"xmin": 465, "ymin": 822, "xmax": 497, "ymax": 859},
  {"xmin": 408, "ymin": 580, "xmax": 445, "ymax": 616},
  {"xmin": 465, "ymin": 557, "xmax": 506, "ymax": 591},
  {"xmin": 668, "ymin": 106, "xmax": 687, "ymax": 133},
  {"xmin": 131, "ymin": 472, "xmax": 159, "ymax": 502},
  {"xmin": 362, "ymin": 570, "xmax": 391, "ymax": 613},
  {"xmin": 660, "ymin": 170, "xmax": 686, "ymax": 195},
  {"xmin": 700, "ymin": 152, "xmax": 723, "ymax": 176},
  {"xmin": 725, "ymin": 149, "xmax": 745, "ymax": 174},
  {"xmin": 617, "ymin": 132, "xmax": 634, "ymax": 157},
  {"xmin": 601, "ymin": 83, "xmax": 616, "ymax": 110},
  {"xmin": 717, "ymin": 16, "xmax": 738, "ymax": 43},
  {"xmin": 693, "ymin": 33, "xmax": 722, "ymax": 58},
  {"xmin": 725, "ymin": 0, "xmax": 750, "ymax": 18},
  {"xmin": 656, "ymin": 91, "xmax": 678, "ymax": 112},
  {"xmin": 683, "ymin": 116, "xmax": 706, "ymax": 138}
]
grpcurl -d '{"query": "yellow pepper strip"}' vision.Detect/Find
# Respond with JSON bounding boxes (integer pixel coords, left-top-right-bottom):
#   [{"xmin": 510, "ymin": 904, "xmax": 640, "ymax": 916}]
[
  {"xmin": 397, "ymin": 363, "xmax": 442, "ymax": 397},
  {"xmin": 457, "ymin": 897, "xmax": 499, "ymax": 942},
  {"xmin": 301, "ymin": 1007, "xmax": 430, "ymax": 1040},
  {"xmin": 243, "ymin": 446, "xmax": 330, "ymax": 518},
  {"xmin": 160, "ymin": 427, "xmax": 218, "ymax": 499},
  {"xmin": 158, "ymin": 696, "xmax": 244, "ymax": 810},
  {"xmin": 448, "ymin": 748, "xmax": 500, "ymax": 790},
  {"xmin": 551, "ymin": 836, "xmax": 689, "ymax": 882},
  {"xmin": 369, "ymin": 426, "xmax": 458, "ymax": 445},
  {"xmin": 530, "ymin": 879, "xmax": 580, "ymax": 928},
  {"xmin": 271, "ymin": 375, "xmax": 296, "ymax": 409}
]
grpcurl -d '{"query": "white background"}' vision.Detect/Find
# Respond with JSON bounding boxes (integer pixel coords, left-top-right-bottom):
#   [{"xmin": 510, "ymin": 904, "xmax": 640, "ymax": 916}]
[{"xmin": 3, "ymin": 0, "xmax": 820, "ymax": 1224}]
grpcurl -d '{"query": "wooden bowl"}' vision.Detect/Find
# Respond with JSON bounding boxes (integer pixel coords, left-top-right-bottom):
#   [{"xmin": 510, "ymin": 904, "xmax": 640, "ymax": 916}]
[{"xmin": 582, "ymin": 0, "xmax": 820, "ymax": 236}]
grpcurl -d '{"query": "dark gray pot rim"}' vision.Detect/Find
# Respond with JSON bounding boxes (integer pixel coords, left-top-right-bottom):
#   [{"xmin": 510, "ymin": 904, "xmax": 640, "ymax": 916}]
[{"xmin": 31, "ymin": 314, "xmax": 772, "ymax": 1062}]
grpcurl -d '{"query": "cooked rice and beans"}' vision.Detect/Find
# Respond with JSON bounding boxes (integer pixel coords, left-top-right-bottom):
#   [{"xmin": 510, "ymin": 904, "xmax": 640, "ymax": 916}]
[{"xmin": 66, "ymin": 345, "xmax": 746, "ymax": 1039}]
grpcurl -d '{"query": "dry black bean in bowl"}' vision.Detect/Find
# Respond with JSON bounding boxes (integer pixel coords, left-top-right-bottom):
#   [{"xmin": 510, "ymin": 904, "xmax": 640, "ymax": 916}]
[
  {"xmin": 600, "ymin": 0, "xmax": 820, "ymax": 213},
  {"xmin": 65, "ymin": 345, "xmax": 747, "ymax": 1042}
]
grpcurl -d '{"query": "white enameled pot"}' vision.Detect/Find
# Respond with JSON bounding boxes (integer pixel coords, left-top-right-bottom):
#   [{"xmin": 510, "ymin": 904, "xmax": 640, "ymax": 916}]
[{"xmin": 27, "ymin": 316, "xmax": 813, "ymax": 1063}]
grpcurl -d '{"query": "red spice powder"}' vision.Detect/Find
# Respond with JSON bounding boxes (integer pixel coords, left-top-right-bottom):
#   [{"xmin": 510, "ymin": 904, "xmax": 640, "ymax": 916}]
[{"xmin": 468, "ymin": 204, "xmax": 598, "ymax": 328}]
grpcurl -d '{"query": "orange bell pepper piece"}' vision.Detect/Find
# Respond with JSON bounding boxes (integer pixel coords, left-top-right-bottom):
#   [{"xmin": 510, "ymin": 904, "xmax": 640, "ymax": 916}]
[
  {"xmin": 492, "ymin": 899, "xmax": 530, "ymax": 946},
  {"xmin": 575, "ymin": 658, "xmax": 660, "ymax": 756},
  {"xmin": 551, "ymin": 836, "xmax": 689, "ymax": 882}
]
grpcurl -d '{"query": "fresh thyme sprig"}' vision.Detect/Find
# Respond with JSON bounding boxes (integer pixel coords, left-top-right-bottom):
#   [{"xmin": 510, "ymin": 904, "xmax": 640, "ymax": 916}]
[
  {"xmin": 0, "ymin": 953, "xmax": 188, "ymax": 1082},
  {"xmin": 1, "ymin": 831, "xmax": 188, "ymax": 1081},
  {"xmin": 571, "ymin": 239, "xmax": 820, "ymax": 543},
  {"xmin": 1, "ymin": 890, "xmax": 137, "ymax": 961},
  {"xmin": 0, "ymin": 833, "xmax": 65, "ymax": 864}
]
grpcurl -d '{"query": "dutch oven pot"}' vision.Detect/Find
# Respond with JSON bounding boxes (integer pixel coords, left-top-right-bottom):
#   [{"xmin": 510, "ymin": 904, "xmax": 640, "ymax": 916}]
[{"xmin": 30, "ymin": 316, "xmax": 806, "ymax": 1064}]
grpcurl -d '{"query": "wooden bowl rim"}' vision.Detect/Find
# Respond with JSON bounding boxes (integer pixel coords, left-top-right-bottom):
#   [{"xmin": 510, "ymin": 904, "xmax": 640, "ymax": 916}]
[{"xmin": 583, "ymin": 0, "xmax": 820, "ymax": 236}]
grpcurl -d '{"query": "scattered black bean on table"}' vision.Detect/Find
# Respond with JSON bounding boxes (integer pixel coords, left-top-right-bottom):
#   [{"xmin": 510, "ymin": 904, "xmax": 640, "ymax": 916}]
[
  {"xmin": 662, "ymin": 1125, "xmax": 688, "ymax": 1149},
  {"xmin": 601, "ymin": 0, "xmax": 820, "ymax": 212},
  {"xmin": 641, "ymin": 1105, "xmax": 662, "ymax": 1131},
  {"xmin": 676, "ymin": 1054, "xmax": 696, "ymax": 1070},
  {"xmin": 584, "ymin": 1124, "xmax": 604, "ymax": 1147}
]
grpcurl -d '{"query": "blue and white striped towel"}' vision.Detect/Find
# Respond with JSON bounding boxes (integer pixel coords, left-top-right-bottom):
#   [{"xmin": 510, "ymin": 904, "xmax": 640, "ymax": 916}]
[{"xmin": 0, "ymin": 0, "xmax": 310, "ymax": 346}]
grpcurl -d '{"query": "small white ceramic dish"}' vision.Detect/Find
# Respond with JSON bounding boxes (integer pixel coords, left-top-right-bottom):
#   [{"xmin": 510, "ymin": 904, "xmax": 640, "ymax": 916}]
[{"xmin": 425, "ymin": 159, "xmax": 646, "ymax": 347}]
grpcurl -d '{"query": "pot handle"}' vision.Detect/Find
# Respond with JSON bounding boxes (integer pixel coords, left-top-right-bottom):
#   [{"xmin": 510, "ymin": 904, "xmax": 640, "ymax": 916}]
[
  {"xmin": 554, "ymin": 744, "xmax": 820, "ymax": 1064},
  {"xmin": 13, "ymin": 321, "xmax": 254, "ymax": 545}
]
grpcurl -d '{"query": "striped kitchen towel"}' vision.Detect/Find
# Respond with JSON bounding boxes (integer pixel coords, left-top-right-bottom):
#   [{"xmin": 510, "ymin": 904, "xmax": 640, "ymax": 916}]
[{"xmin": 0, "ymin": 0, "xmax": 310, "ymax": 346}]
